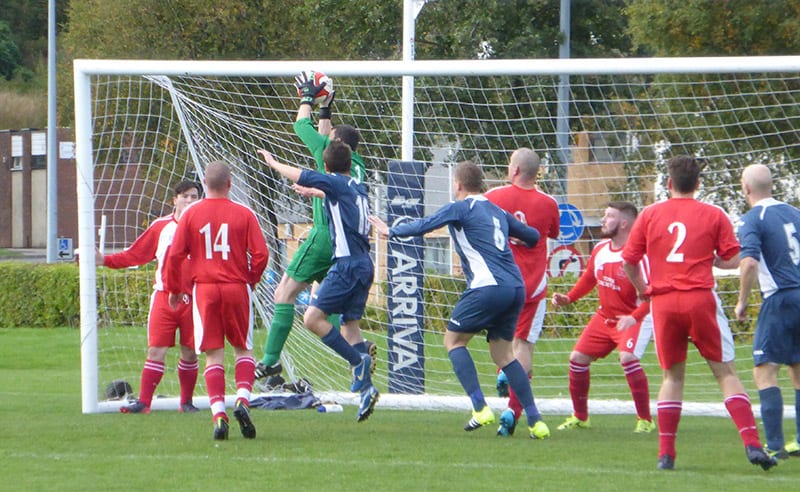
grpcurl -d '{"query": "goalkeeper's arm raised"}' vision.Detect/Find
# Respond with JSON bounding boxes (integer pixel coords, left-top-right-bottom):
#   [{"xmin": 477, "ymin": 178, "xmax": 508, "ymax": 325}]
[{"xmin": 318, "ymin": 90, "xmax": 335, "ymax": 136}]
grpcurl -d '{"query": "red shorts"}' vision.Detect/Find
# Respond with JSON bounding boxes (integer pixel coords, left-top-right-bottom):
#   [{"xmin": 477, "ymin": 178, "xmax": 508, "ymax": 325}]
[
  {"xmin": 651, "ymin": 289, "xmax": 735, "ymax": 369},
  {"xmin": 515, "ymin": 295, "xmax": 546, "ymax": 343},
  {"xmin": 147, "ymin": 290, "xmax": 193, "ymax": 348},
  {"xmin": 574, "ymin": 312, "xmax": 653, "ymax": 360},
  {"xmin": 192, "ymin": 283, "xmax": 254, "ymax": 352}
]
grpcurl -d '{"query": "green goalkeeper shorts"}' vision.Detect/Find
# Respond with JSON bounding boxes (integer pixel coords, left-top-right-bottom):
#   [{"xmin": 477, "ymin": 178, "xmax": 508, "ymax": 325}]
[{"xmin": 285, "ymin": 226, "xmax": 333, "ymax": 284}]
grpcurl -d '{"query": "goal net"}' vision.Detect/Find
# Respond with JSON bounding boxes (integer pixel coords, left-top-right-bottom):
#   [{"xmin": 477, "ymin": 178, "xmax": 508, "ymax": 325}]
[{"xmin": 75, "ymin": 57, "xmax": 800, "ymax": 415}]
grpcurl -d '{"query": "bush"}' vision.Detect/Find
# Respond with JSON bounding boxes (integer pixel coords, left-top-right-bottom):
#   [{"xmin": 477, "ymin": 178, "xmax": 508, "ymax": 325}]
[
  {"xmin": 0, "ymin": 262, "xmax": 156, "ymax": 328},
  {"xmin": 0, "ymin": 262, "xmax": 80, "ymax": 327},
  {"xmin": 0, "ymin": 261, "xmax": 760, "ymax": 337}
]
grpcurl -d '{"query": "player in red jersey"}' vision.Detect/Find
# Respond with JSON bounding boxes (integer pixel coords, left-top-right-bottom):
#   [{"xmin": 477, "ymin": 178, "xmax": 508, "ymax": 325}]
[
  {"xmin": 98, "ymin": 180, "xmax": 200, "ymax": 414},
  {"xmin": 166, "ymin": 161, "xmax": 269, "ymax": 441},
  {"xmin": 552, "ymin": 201, "xmax": 654, "ymax": 433},
  {"xmin": 622, "ymin": 155, "xmax": 775, "ymax": 471},
  {"xmin": 485, "ymin": 147, "xmax": 560, "ymax": 436}
]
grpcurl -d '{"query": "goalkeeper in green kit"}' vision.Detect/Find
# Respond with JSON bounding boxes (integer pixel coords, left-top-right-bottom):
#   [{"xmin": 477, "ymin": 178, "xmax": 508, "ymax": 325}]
[{"xmin": 255, "ymin": 71, "xmax": 375, "ymax": 381}]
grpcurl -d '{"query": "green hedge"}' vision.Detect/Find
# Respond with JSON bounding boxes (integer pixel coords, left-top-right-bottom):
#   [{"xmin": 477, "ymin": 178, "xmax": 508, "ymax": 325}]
[
  {"xmin": 0, "ymin": 261, "xmax": 81, "ymax": 327},
  {"xmin": 0, "ymin": 261, "xmax": 155, "ymax": 328},
  {"xmin": 364, "ymin": 273, "xmax": 760, "ymax": 338},
  {"xmin": 0, "ymin": 261, "xmax": 761, "ymax": 336}
]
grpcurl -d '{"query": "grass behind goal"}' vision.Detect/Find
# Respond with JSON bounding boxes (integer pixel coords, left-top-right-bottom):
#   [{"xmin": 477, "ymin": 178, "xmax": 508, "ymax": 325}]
[{"xmin": 2, "ymin": 327, "xmax": 798, "ymax": 491}]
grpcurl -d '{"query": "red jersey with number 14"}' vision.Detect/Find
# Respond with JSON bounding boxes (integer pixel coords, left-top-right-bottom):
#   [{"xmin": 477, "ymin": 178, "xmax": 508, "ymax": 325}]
[
  {"xmin": 485, "ymin": 184, "xmax": 560, "ymax": 300},
  {"xmin": 622, "ymin": 197, "xmax": 739, "ymax": 296},
  {"xmin": 165, "ymin": 197, "xmax": 268, "ymax": 291}
]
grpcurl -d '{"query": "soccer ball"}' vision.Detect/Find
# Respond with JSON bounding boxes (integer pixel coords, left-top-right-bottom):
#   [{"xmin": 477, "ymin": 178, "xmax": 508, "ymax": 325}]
[
  {"xmin": 297, "ymin": 70, "xmax": 333, "ymax": 105},
  {"xmin": 104, "ymin": 379, "xmax": 133, "ymax": 400}
]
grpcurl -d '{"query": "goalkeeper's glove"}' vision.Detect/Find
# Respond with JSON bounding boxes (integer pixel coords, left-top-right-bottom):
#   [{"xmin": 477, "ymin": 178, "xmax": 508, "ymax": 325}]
[
  {"xmin": 295, "ymin": 71, "xmax": 327, "ymax": 106},
  {"xmin": 319, "ymin": 90, "xmax": 335, "ymax": 120}
]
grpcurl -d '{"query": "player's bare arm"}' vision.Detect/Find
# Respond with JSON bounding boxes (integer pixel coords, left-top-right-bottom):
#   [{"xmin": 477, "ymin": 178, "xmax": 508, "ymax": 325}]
[
  {"xmin": 296, "ymin": 102, "xmax": 313, "ymax": 122},
  {"xmin": 714, "ymin": 252, "xmax": 741, "ymax": 270},
  {"xmin": 622, "ymin": 261, "xmax": 648, "ymax": 301},
  {"xmin": 292, "ymin": 183, "xmax": 325, "ymax": 198},
  {"xmin": 734, "ymin": 256, "xmax": 759, "ymax": 321},
  {"xmin": 551, "ymin": 293, "xmax": 571, "ymax": 307},
  {"xmin": 368, "ymin": 216, "xmax": 390, "ymax": 238},
  {"xmin": 318, "ymin": 91, "xmax": 335, "ymax": 136},
  {"xmin": 614, "ymin": 315, "xmax": 637, "ymax": 332},
  {"xmin": 257, "ymin": 149, "xmax": 302, "ymax": 182}
]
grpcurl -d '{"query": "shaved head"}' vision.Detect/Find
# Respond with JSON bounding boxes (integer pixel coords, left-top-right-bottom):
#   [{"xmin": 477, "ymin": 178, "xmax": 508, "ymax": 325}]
[
  {"xmin": 741, "ymin": 164, "xmax": 773, "ymax": 197},
  {"xmin": 204, "ymin": 160, "xmax": 231, "ymax": 196},
  {"xmin": 510, "ymin": 147, "xmax": 541, "ymax": 181}
]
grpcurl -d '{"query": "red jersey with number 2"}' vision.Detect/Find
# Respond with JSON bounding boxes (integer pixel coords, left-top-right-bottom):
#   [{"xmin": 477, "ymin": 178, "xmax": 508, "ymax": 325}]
[{"xmin": 622, "ymin": 197, "xmax": 739, "ymax": 296}]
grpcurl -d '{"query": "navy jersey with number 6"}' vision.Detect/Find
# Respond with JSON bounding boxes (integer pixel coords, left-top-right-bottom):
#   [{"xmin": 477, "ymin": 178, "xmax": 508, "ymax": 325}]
[
  {"xmin": 389, "ymin": 195, "xmax": 540, "ymax": 290},
  {"xmin": 738, "ymin": 197, "xmax": 800, "ymax": 298},
  {"xmin": 297, "ymin": 169, "xmax": 371, "ymax": 259}
]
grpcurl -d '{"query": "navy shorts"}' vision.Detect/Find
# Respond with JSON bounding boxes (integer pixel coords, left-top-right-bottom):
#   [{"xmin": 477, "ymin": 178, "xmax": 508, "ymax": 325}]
[
  {"xmin": 448, "ymin": 285, "xmax": 525, "ymax": 342},
  {"xmin": 311, "ymin": 255, "xmax": 374, "ymax": 322},
  {"xmin": 753, "ymin": 288, "xmax": 800, "ymax": 366}
]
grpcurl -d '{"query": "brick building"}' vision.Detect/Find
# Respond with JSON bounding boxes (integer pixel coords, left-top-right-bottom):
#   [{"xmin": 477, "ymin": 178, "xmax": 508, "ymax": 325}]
[{"xmin": 0, "ymin": 128, "xmax": 77, "ymax": 249}]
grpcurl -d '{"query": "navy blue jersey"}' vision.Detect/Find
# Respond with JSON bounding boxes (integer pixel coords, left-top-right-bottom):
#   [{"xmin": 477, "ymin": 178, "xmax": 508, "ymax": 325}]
[
  {"xmin": 390, "ymin": 195, "xmax": 540, "ymax": 289},
  {"xmin": 738, "ymin": 197, "xmax": 800, "ymax": 298},
  {"xmin": 298, "ymin": 170, "xmax": 371, "ymax": 259}
]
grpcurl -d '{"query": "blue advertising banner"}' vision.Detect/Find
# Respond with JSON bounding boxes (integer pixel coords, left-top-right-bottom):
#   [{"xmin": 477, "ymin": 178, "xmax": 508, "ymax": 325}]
[{"xmin": 386, "ymin": 161, "xmax": 426, "ymax": 394}]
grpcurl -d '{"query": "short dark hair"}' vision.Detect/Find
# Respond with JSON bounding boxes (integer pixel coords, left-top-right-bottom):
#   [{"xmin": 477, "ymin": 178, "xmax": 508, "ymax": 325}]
[
  {"xmin": 667, "ymin": 155, "xmax": 703, "ymax": 193},
  {"xmin": 607, "ymin": 201, "xmax": 638, "ymax": 220},
  {"xmin": 332, "ymin": 124, "xmax": 360, "ymax": 152},
  {"xmin": 323, "ymin": 140, "xmax": 352, "ymax": 174},
  {"xmin": 454, "ymin": 160, "xmax": 483, "ymax": 193},
  {"xmin": 174, "ymin": 179, "xmax": 200, "ymax": 196}
]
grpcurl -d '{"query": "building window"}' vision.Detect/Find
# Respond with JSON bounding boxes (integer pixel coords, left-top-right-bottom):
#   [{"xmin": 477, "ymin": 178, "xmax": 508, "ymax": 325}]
[
  {"xmin": 11, "ymin": 135, "xmax": 23, "ymax": 170},
  {"xmin": 31, "ymin": 132, "xmax": 47, "ymax": 169}
]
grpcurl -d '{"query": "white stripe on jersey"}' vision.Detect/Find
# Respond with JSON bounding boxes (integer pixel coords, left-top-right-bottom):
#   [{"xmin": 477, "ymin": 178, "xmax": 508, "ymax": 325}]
[
  {"xmin": 713, "ymin": 289, "xmax": 736, "ymax": 362},
  {"xmin": 453, "ymin": 227, "xmax": 497, "ymax": 288},
  {"xmin": 756, "ymin": 198, "xmax": 783, "ymax": 298},
  {"xmin": 328, "ymin": 202, "xmax": 351, "ymax": 258},
  {"xmin": 758, "ymin": 257, "xmax": 780, "ymax": 299},
  {"xmin": 153, "ymin": 220, "xmax": 177, "ymax": 292}
]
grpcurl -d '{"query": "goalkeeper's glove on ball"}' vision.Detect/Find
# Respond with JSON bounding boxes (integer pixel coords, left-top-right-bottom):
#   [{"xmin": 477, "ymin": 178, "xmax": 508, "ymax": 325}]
[{"xmin": 295, "ymin": 71, "xmax": 327, "ymax": 106}]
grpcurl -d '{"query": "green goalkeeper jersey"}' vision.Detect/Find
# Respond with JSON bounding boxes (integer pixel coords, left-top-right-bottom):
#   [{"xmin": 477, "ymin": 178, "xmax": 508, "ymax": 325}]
[{"xmin": 293, "ymin": 117, "xmax": 366, "ymax": 229}]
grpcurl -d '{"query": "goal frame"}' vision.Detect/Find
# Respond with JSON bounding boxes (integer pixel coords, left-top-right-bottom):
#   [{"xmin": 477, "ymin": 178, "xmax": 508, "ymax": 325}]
[{"xmin": 75, "ymin": 55, "xmax": 800, "ymax": 414}]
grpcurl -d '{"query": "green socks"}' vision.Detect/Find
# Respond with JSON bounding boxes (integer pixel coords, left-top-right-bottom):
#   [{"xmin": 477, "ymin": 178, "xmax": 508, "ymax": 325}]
[
  {"xmin": 261, "ymin": 304, "xmax": 342, "ymax": 366},
  {"xmin": 261, "ymin": 303, "xmax": 294, "ymax": 366}
]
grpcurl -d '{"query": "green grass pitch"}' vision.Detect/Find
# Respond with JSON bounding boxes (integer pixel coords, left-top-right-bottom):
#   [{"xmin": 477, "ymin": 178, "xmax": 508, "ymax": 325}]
[{"xmin": 1, "ymin": 327, "xmax": 797, "ymax": 491}]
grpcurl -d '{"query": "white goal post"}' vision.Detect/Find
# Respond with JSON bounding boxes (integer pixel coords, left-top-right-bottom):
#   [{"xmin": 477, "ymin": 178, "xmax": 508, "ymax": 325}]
[{"xmin": 76, "ymin": 56, "xmax": 800, "ymax": 415}]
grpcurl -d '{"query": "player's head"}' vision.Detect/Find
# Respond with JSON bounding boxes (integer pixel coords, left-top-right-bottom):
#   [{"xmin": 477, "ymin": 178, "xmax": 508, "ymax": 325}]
[
  {"xmin": 508, "ymin": 147, "xmax": 541, "ymax": 183},
  {"xmin": 453, "ymin": 160, "xmax": 484, "ymax": 196},
  {"xmin": 331, "ymin": 124, "xmax": 360, "ymax": 152},
  {"xmin": 172, "ymin": 180, "xmax": 201, "ymax": 218},
  {"xmin": 741, "ymin": 164, "xmax": 773, "ymax": 203},
  {"xmin": 601, "ymin": 201, "xmax": 638, "ymax": 239},
  {"xmin": 204, "ymin": 160, "xmax": 232, "ymax": 197},
  {"xmin": 323, "ymin": 140, "xmax": 352, "ymax": 174},
  {"xmin": 666, "ymin": 155, "xmax": 702, "ymax": 194}
]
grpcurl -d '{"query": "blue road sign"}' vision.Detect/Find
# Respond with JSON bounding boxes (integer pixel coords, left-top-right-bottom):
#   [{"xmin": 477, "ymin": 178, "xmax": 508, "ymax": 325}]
[
  {"xmin": 557, "ymin": 203, "xmax": 584, "ymax": 245},
  {"xmin": 57, "ymin": 237, "xmax": 74, "ymax": 260}
]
